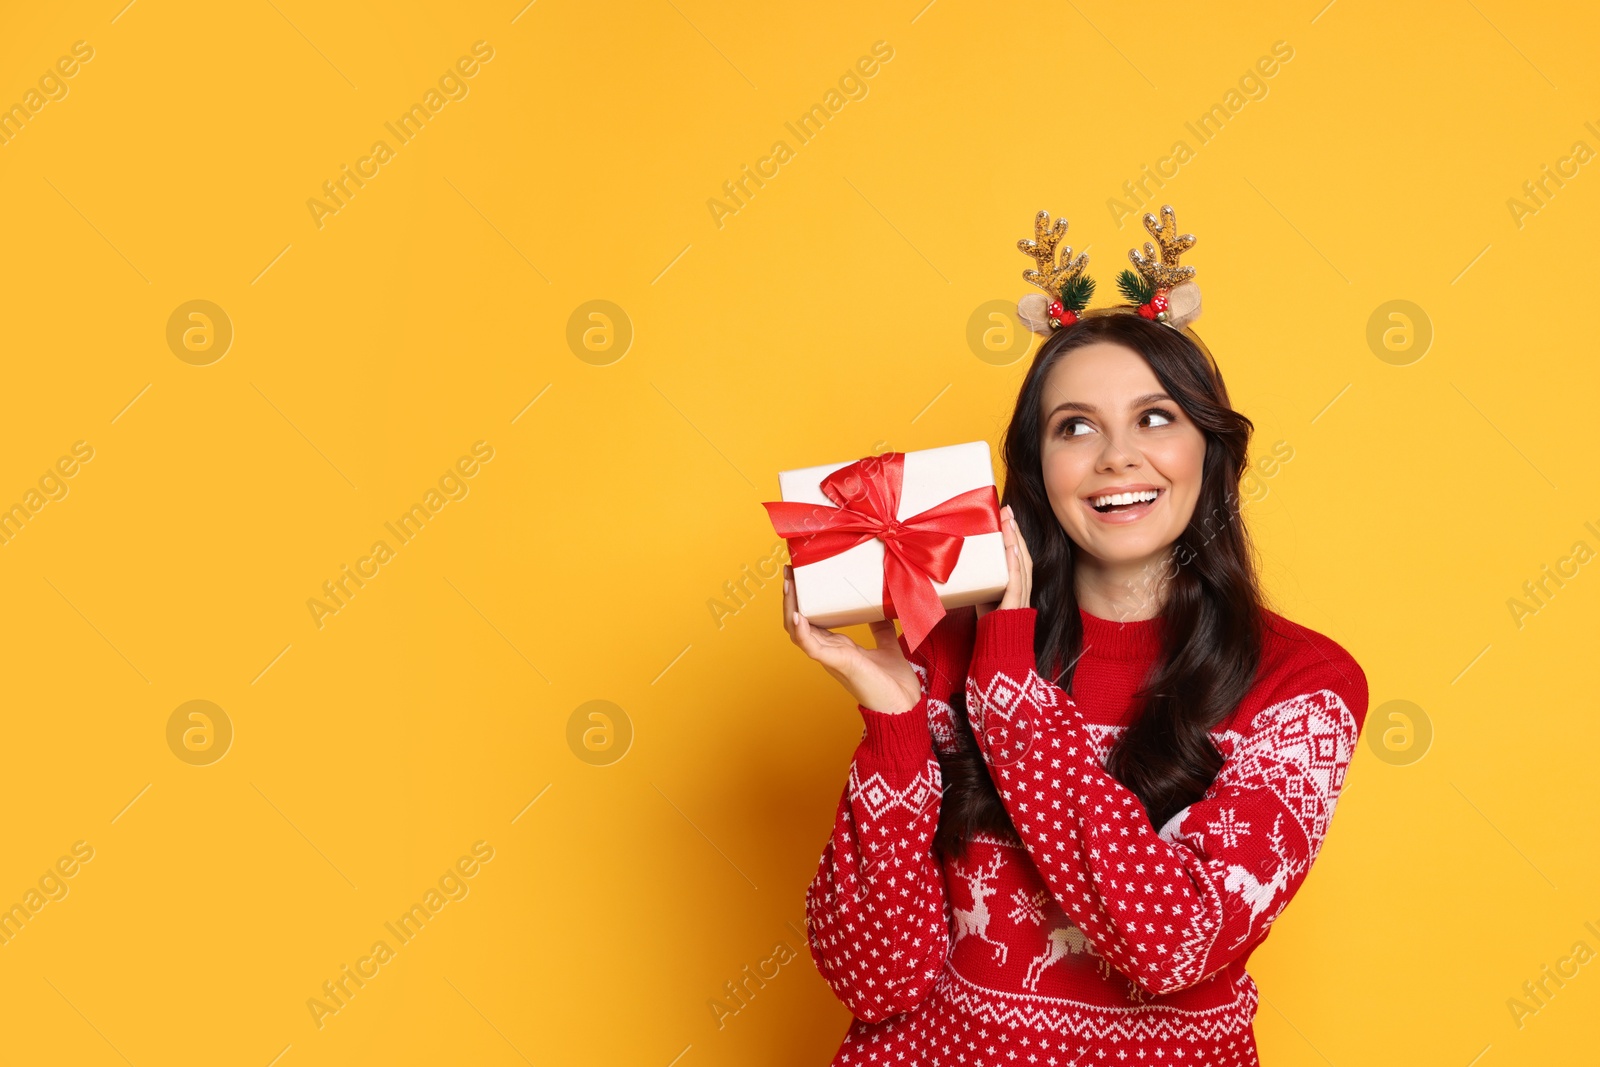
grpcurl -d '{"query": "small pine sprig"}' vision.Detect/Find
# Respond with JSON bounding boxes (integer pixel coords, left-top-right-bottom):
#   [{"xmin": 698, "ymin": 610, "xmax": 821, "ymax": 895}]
[
  {"xmin": 1057, "ymin": 273, "xmax": 1096, "ymax": 313},
  {"xmin": 1115, "ymin": 269, "xmax": 1154, "ymax": 306}
]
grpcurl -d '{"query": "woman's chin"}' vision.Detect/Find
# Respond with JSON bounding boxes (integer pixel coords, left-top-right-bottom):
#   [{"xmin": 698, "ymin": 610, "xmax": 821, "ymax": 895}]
[{"xmin": 1071, "ymin": 529, "xmax": 1174, "ymax": 566}]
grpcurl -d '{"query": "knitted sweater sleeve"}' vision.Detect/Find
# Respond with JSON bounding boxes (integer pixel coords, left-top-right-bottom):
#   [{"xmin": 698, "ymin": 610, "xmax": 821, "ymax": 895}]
[
  {"xmin": 802, "ymin": 607, "xmax": 975, "ymax": 1022},
  {"xmin": 963, "ymin": 607, "xmax": 1368, "ymax": 996}
]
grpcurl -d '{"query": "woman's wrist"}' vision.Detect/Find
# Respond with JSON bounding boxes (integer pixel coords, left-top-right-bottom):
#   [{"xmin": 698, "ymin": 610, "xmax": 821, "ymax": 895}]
[
  {"xmin": 973, "ymin": 605, "xmax": 1038, "ymax": 667},
  {"xmin": 859, "ymin": 697, "xmax": 932, "ymax": 764}
]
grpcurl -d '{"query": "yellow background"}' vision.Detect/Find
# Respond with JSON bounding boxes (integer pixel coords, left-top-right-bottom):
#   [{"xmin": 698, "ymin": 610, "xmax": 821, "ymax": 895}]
[{"xmin": 0, "ymin": 0, "xmax": 1595, "ymax": 1063}]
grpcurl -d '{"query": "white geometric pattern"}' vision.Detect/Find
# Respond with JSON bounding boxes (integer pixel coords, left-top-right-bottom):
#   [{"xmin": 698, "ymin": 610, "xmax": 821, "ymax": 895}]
[
  {"xmin": 848, "ymin": 758, "xmax": 941, "ymax": 821},
  {"xmin": 807, "ymin": 608, "xmax": 1360, "ymax": 1067},
  {"xmin": 965, "ymin": 665, "xmax": 1057, "ymax": 766},
  {"xmin": 933, "ymin": 963, "xmax": 1259, "ymax": 1043},
  {"xmin": 1213, "ymin": 687, "xmax": 1359, "ymax": 861},
  {"xmin": 961, "ymin": 657, "xmax": 1363, "ymax": 997}
]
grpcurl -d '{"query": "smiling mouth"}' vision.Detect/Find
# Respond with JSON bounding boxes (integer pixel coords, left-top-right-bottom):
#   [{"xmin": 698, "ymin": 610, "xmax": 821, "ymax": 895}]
[{"xmin": 1088, "ymin": 488, "xmax": 1163, "ymax": 514}]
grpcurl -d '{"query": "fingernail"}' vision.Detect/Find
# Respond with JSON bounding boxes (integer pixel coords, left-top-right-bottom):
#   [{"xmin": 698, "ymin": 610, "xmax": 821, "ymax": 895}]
[{"xmin": 783, "ymin": 578, "xmax": 790, "ymax": 593}]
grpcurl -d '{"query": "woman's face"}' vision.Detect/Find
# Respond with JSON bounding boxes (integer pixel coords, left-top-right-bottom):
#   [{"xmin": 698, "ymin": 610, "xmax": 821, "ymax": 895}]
[{"xmin": 1037, "ymin": 340, "xmax": 1206, "ymax": 567}]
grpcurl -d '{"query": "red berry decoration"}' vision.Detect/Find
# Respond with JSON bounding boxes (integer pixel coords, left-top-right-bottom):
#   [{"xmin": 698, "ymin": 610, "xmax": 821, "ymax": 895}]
[
  {"xmin": 1137, "ymin": 303, "xmax": 1157, "ymax": 319},
  {"xmin": 1150, "ymin": 290, "xmax": 1169, "ymax": 312},
  {"xmin": 1047, "ymin": 300, "xmax": 1064, "ymax": 320},
  {"xmin": 1059, "ymin": 309, "xmax": 1078, "ymax": 326}
]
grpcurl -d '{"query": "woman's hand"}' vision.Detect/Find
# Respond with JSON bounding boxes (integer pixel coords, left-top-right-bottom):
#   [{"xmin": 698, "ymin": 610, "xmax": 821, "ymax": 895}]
[
  {"xmin": 782, "ymin": 564, "xmax": 922, "ymax": 715},
  {"xmin": 974, "ymin": 503, "xmax": 1033, "ymax": 620}
]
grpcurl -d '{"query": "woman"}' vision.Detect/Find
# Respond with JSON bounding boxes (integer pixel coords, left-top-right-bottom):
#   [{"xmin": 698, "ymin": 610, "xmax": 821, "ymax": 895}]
[{"xmin": 783, "ymin": 302, "xmax": 1368, "ymax": 1064}]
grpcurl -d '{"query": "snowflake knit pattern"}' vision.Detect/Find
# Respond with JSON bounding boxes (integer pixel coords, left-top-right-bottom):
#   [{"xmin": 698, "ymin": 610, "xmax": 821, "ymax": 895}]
[{"xmin": 804, "ymin": 601, "xmax": 1368, "ymax": 1066}]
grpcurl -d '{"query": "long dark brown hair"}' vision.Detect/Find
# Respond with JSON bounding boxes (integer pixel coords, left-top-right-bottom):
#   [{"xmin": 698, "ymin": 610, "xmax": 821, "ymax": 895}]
[{"xmin": 933, "ymin": 312, "xmax": 1269, "ymax": 864}]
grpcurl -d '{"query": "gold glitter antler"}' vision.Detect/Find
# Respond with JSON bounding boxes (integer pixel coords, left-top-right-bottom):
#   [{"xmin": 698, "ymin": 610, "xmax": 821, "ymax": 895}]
[
  {"xmin": 1127, "ymin": 205, "xmax": 1197, "ymax": 291},
  {"xmin": 1018, "ymin": 211, "xmax": 1089, "ymax": 298}
]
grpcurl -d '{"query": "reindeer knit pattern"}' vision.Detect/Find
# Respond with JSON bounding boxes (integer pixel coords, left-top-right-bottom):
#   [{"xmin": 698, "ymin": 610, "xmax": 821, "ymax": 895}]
[{"xmin": 804, "ymin": 603, "xmax": 1368, "ymax": 1066}]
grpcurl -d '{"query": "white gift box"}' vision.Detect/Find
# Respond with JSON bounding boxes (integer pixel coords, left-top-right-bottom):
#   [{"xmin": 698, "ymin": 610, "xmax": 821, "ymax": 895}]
[{"xmin": 774, "ymin": 441, "xmax": 1008, "ymax": 632}]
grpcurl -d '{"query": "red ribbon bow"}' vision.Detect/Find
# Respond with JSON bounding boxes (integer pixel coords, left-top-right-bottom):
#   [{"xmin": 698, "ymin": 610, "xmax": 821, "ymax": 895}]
[{"xmin": 761, "ymin": 451, "xmax": 1001, "ymax": 652}]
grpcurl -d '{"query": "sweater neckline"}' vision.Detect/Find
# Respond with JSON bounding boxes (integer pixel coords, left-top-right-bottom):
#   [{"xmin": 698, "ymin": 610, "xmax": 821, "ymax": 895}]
[{"xmin": 1077, "ymin": 605, "xmax": 1165, "ymax": 663}]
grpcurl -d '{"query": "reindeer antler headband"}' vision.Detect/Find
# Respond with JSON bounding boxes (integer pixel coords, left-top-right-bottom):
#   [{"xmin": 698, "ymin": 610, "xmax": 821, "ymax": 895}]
[{"xmin": 1015, "ymin": 204, "xmax": 1203, "ymax": 337}]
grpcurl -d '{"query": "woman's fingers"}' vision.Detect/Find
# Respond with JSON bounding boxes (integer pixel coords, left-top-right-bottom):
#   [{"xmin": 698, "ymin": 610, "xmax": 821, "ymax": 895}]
[
  {"xmin": 1000, "ymin": 504, "xmax": 1023, "ymax": 609},
  {"xmin": 791, "ymin": 608, "xmax": 824, "ymax": 657},
  {"xmin": 1012, "ymin": 511, "xmax": 1033, "ymax": 605},
  {"xmin": 866, "ymin": 618, "xmax": 900, "ymax": 652},
  {"xmin": 782, "ymin": 565, "xmax": 797, "ymax": 641}
]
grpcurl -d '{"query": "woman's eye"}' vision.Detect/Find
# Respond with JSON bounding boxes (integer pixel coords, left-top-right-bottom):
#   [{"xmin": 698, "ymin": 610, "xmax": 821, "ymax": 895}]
[{"xmin": 1056, "ymin": 407, "xmax": 1178, "ymax": 437}]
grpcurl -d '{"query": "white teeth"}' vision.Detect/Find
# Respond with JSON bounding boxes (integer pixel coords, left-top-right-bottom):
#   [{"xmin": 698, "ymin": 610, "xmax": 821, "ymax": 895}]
[{"xmin": 1091, "ymin": 489, "xmax": 1159, "ymax": 508}]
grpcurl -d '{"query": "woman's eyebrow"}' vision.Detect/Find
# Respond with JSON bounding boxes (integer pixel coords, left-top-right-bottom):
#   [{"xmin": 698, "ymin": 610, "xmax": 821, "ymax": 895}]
[{"xmin": 1044, "ymin": 392, "xmax": 1173, "ymax": 418}]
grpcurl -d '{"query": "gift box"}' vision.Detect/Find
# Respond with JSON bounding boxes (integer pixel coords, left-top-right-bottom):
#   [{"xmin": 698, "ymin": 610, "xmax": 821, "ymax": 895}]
[{"xmin": 761, "ymin": 441, "xmax": 1008, "ymax": 652}]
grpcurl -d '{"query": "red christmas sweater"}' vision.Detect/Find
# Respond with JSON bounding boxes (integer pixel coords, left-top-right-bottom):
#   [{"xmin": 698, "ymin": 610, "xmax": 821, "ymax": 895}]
[{"xmin": 804, "ymin": 602, "xmax": 1368, "ymax": 1066}]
